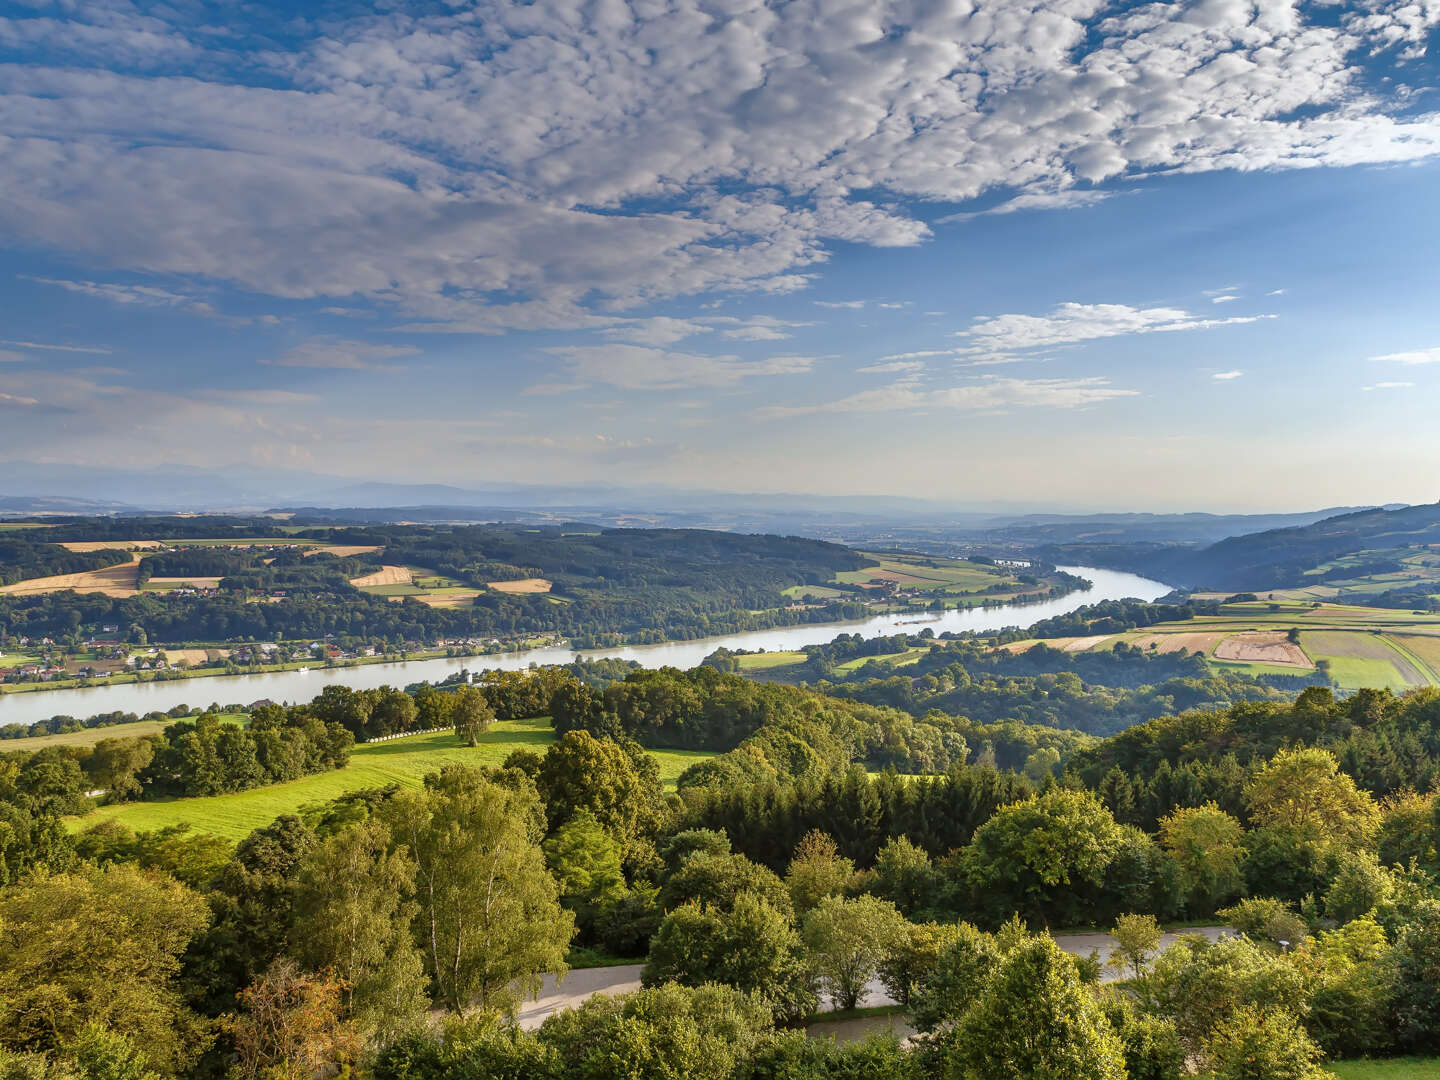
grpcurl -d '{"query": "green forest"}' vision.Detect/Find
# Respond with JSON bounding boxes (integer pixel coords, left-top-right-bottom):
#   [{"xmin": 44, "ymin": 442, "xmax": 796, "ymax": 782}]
[{"xmin": 3, "ymin": 653, "xmax": 1440, "ymax": 1080}]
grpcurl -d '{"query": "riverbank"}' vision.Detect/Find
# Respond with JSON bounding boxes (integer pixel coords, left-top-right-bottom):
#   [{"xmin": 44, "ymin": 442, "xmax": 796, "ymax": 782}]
[{"xmin": 0, "ymin": 566, "xmax": 1170, "ymax": 728}]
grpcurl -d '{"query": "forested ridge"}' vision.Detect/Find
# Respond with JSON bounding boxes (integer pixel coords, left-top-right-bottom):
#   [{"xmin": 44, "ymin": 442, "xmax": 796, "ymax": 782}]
[{"xmin": 0, "ymin": 521, "xmax": 874, "ymax": 647}]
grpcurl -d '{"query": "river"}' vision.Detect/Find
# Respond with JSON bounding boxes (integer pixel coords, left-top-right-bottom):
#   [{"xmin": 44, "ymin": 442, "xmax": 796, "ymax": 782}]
[{"xmin": 0, "ymin": 565, "xmax": 1167, "ymax": 726}]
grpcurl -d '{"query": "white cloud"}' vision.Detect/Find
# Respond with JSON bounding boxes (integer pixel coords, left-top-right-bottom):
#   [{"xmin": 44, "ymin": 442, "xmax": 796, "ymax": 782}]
[
  {"xmin": 955, "ymin": 302, "xmax": 1272, "ymax": 360},
  {"xmin": 859, "ymin": 360, "xmax": 927, "ymax": 375},
  {"xmin": 544, "ymin": 345, "xmax": 817, "ymax": 390},
  {"xmin": 1211, "ymin": 295, "xmax": 1241, "ymax": 304},
  {"xmin": 1363, "ymin": 381, "xmax": 1415, "ymax": 390},
  {"xmin": 939, "ymin": 189, "xmax": 1115, "ymax": 223},
  {"xmin": 814, "ymin": 301, "xmax": 868, "ymax": 310},
  {"xmin": 758, "ymin": 376, "xmax": 1137, "ymax": 419},
  {"xmin": 1371, "ymin": 347, "xmax": 1440, "ymax": 365},
  {"xmin": 0, "ymin": 1, "xmax": 1437, "ymax": 328},
  {"xmin": 0, "ymin": 391, "xmax": 39, "ymax": 407},
  {"xmin": 262, "ymin": 339, "xmax": 419, "ymax": 371},
  {"xmin": 600, "ymin": 318, "xmax": 712, "ymax": 347},
  {"xmin": 1267, "ymin": 289, "xmax": 1288, "ymax": 296},
  {"xmin": 1212, "ymin": 370, "xmax": 1245, "ymax": 380},
  {"xmin": 0, "ymin": 339, "xmax": 112, "ymax": 354}
]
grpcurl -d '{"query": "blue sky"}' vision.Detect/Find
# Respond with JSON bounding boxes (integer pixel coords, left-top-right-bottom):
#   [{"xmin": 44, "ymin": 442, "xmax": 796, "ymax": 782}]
[{"xmin": 2, "ymin": 0, "xmax": 1438, "ymax": 511}]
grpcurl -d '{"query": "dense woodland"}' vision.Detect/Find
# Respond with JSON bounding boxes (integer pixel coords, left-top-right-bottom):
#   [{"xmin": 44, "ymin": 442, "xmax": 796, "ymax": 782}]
[
  {"xmin": 3, "ymin": 520, "xmax": 1440, "ymax": 1079},
  {"xmin": 0, "ymin": 522, "xmax": 877, "ymax": 648},
  {"xmin": 0, "ymin": 536, "xmax": 129, "ymax": 587},
  {"xmin": 3, "ymin": 652, "xmax": 1440, "ymax": 1078}
]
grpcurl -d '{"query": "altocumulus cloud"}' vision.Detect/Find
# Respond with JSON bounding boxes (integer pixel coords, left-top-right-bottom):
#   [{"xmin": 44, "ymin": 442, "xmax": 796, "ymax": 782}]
[{"xmin": 0, "ymin": 0, "xmax": 1436, "ymax": 338}]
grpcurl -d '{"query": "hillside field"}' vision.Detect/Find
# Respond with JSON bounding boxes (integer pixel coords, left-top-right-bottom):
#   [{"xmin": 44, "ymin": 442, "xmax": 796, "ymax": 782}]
[
  {"xmin": 1005, "ymin": 599, "xmax": 1440, "ymax": 690},
  {"xmin": 70, "ymin": 717, "xmax": 716, "ymax": 840},
  {"xmin": 2, "ymin": 712, "xmax": 245, "ymax": 752},
  {"xmin": 786, "ymin": 551, "xmax": 1061, "ymax": 609}
]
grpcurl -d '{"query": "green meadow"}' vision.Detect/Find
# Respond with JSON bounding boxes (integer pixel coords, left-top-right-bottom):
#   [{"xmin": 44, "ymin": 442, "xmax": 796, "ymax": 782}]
[{"xmin": 70, "ymin": 717, "xmax": 715, "ymax": 840}]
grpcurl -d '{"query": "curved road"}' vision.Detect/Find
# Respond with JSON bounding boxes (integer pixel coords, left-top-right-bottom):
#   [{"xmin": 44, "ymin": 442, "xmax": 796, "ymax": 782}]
[{"xmin": 516, "ymin": 925, "xmax": 1226, "ymax": 1029}]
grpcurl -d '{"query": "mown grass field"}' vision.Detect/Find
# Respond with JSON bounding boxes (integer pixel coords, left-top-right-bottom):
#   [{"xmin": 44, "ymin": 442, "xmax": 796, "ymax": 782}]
[
  {"xmin": 734, "ymin": 650, "xmax": 808, "ymax": 671},
  {"xmin": 2, "ymin": 712, "xmax": 245, "ymax": 752},
  {"xmin": 1330, "ymin": 1059, "xmax": 1440, "ymax": 1080},
  {"xmin": 69, "ymin": 718, "xmax": 716, "ymax": 840}
]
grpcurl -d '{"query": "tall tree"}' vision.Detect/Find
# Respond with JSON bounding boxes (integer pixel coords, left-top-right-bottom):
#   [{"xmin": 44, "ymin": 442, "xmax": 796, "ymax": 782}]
[
  {"xmin": 289, "ymin": 820, "xmax": 429, "ymax": 1040},
  {"xmin": 0, "ymin": 864, "xmax": 212, "ymax": 1076},
  {"xmin": 1159, "ymin": 802, "xmax": 1245, "ymax": 913},
  {"xmin": 381, "ymin": 766, "xmax": 574, "ymax": 1014},
  {"xmin": 801, "ymin": 894, "xmax": 908, "ymax": 1011},
  {"xmin": 948, "ymin": 937, "xmax": 1126, "ymax": 1080},
  {"xmin": 450, "ymin": 685, "xmax": 494, "ymax": 747}
]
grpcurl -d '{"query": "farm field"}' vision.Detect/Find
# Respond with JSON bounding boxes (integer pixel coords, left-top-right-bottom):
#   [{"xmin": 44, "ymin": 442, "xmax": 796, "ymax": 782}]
[
  {"xmin": 733, "ymin": 650, "xmax": 808, "ymax": 671},
  {"xmin": 0, "ymin": 552, "xmax": 142, "ymax": 597},
  {"xmin": 833, "ymin": 647, "xmax": 929, "ymax": 674},
  {"xmin": 835, "ymin": 552, "xmax": 1014, "ymax": 594},
  {"xmin": 1005, "ymin": 599, "xmax": 1440, "ymax": 689},
  {"xmin": 70, "ymin": 718, "xmax": 716, "ymax": 840},
  {"xmin": 1, "ymin": 713, "xmax": 245, "ymax": 752},
  {"xmin": 488, "ymin": 577, "xmax": 553, "ymax": 594},
  {"xmin": 351, "ymin": 564, "xmax": 483, "ymax": 606}
]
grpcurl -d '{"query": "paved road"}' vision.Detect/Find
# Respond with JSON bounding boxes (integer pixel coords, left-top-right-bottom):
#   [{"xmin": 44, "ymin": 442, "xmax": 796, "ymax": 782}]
[{"xmin": 516, "ymin": 926, "xmax": 1226, "ymax": 1029}]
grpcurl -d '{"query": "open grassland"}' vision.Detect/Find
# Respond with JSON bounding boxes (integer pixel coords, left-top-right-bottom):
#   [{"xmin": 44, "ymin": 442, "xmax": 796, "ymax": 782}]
[
  {"xmin": 0, "ymin": 553, "xmax": 142, "ymax": 598},
  {"xmin": 1301, "ymin": 630, "xmax": 1425, "ymax": 691},
  {"xmin": 487, "ymin": 577, "xmax": 553, "ymax": 594},
  {"xmin": 1, "ymin": 713, "xmax": 245, "ymax": 752},
  {"xmin": 733, "ymin": 650, "xmax": 808, "ymax": 671},
  {"xmin": 70, "ymin": 718, "xmax": 716, "ymax": 840},
  {"xmin": 782, "ymin": 584, "xmax": 847, "ymax": 601},
  {"xmin": 833, "ymin": 647, "xmax": 930, "ymax": 675},
  {"xmin": 1330, "ymin": 1059, "xmax": 1440, "ymax": 1080},
  {"xmin": 0, "ymin": 522, "xmax": 54, "ymax": 530}
]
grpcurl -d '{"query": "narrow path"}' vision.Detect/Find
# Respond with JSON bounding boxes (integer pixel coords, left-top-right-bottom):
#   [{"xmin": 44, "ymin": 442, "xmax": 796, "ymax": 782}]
[{"xmin": 515, "ymin": 926, "xmax": 1227, "ymax": 1029}]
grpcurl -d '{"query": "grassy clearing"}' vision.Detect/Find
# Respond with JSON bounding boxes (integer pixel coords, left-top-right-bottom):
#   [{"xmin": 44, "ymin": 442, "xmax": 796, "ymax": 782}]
[
  {"xmin": 733, "ymin": 651, "xmax": 808, "ymax": 671},
  {"xmin": 783, "ymin": 584, "xmax": 846, "ymax": 601},
  {"xmin": 833, "ymin": 647, "xmax": 930, "ymax": 675},
  {"xmin": 1329, "ymin": 1059, "xmax": 1440, "ymax": 1080},
  {"xmin": 1, "ymin": 713, "xmax": 246, "ymax": 752},
  {"xmin": 69, "ymin": 718, "xmax": 715, "ymax": 840}
]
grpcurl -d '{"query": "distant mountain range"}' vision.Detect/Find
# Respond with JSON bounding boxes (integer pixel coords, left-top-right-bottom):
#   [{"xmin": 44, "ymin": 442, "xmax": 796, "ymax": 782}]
[{"xmin": 0, "ymin": 462, "xmax": 1416, "ymax": 569}]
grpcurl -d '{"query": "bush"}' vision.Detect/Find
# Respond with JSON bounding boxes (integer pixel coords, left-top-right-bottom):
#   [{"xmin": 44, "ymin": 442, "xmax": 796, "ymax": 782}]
[
  {"xmin": 1220, "ymin": 897, "xmax": 1309, "ymax": 949},
  {"xmin": 1204, "ymin": 1005, "xmax": 1328, "ymax": 1080}
]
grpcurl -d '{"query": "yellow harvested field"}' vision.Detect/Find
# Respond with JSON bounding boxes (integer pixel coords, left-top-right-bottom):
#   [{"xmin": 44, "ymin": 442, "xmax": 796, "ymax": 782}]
[
  {"xmin": 148, "ymin": 576, "xmax": 223, "ymax": 588},
  {"xmin": 305, "ymin": 544, "xmax": 382, "ymax": 558},
  {"xmin": 1213, "ymin": 631, "xmax": 1311, "ymax": 667},
  {"xmin": 415, "ymin": 592, "xmax": 481, "ymax": 608},
  {"xmin": 350, "ymin": 565, "xmax": 413, "ymax": 588},
  {"xmin": 997, "ymin": 634, "xmax": 1111, "ymax": 654},
  {"xmin": 58, "ymin": 540, "xmax": 164, "ymax": 552},
  {"xmin": 487, "ymin": 578, "xmax": 553, "ymax": 594},
  {"xmin": 162, "ymin": 648, "xmax": 230, "ymax": 666},
  {"xmin": 1130, "ymin": 631, "xmax": 1229, "ymax": 655},
  {"xmin": 0, "ymin": 556, "xmax": 141, "ymax": 597}
]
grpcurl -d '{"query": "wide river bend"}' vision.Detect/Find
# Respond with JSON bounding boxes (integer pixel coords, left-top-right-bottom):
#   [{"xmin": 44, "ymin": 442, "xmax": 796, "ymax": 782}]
[{"xmin": 0, "ymin": 565, "xmax": 1167, "ymax": 727}]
